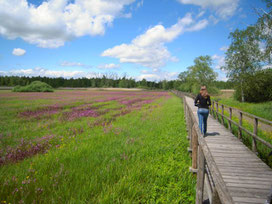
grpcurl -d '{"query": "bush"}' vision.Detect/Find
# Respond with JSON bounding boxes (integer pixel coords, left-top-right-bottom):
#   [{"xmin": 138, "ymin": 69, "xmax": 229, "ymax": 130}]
[
  {"xmin": 234, "ymin": 69, "xmax": 272, "ymax": 102},
  {"xmin": 12, "ymin": 81, "xmax": 54, "ymax": 92}
]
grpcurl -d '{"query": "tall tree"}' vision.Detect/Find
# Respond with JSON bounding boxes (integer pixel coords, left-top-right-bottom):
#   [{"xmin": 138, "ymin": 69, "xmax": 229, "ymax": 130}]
[
  {"xmin": 223, "ymin": 27, "xmax": 262, "ymax": 102},
  {"xmin": 189, "ymin": 55, "xmax": 217, "ymax": 86},
  {"xmin": 255, "ymin": 0, "xmax": 272, "ymax": 64},
  {"xmin": 178, "ymin": 55, "xmax": 218, "ymax": 94}
]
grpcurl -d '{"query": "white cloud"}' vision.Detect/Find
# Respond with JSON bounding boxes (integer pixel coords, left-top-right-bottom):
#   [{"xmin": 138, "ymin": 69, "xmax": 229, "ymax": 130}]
[
  {"xmin": 12, "ymin": 48, "xmax": 26, "ymax": 56},
  {"xmin": 60, "ymin": 61, "xmax": 93, "ymax": 68},
  {"xmin": 177, "ymin": 0, "xmax": 239, "ymax": 19},
  {"xmin": 61, "ymin": 61, "xmax": 85, "ymax": 67},
  {"xmin": 102, "ymin": 13, "xmax": 208, "ymax": 68},
  {"xmin": 0, "ymin": 0, "xmax": 135, "ymax": 48},
  {"xmin": 97, "ymin": 63, "xmax": 120, "ymax": 69},
  {"xmin": 137, "ymin": 70, "xmax": 179, "ymax": 81},
  {"xmin": 0, "ymin": 67, "xmax": 98, "ymax": 78},
  {"xmin": 212, "ymin": 54, "xmax": 225, "ymax": 69}
]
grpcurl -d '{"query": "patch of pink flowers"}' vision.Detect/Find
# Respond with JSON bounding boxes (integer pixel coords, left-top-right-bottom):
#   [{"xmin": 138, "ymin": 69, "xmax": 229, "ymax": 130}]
[
  {"xmin": 0, "ymin": 136, "xmax": 54, "ymax": 166},
  {"xmin": 19, "ymin": 105, "xmax": 63, "ymax": 119},
  {"xmin": 63, "ymin": 109, "xmax": 100, "ymax": 121}
]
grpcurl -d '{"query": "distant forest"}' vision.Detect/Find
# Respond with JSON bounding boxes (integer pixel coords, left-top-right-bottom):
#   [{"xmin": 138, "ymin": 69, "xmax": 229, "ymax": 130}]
[{"xmin": 0, "ymin": 75, "xmax": 233, "ymax": 90}]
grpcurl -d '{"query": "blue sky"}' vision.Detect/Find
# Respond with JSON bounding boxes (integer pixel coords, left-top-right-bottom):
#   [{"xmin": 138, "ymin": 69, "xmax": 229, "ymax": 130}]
[{"xmin": 0, "ymin": 0, "xmax": 267, "ymax": 81}]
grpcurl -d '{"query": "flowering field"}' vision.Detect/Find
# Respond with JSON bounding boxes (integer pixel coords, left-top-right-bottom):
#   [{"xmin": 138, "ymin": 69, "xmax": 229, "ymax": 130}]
[{"xmin": 0, "ymin": 90, "xmax": 196, "ymax": 203}]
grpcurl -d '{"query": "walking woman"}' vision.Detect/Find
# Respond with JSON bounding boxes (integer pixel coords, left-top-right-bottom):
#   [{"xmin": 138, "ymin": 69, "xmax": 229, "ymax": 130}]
[{"xmin": 194, "ymin": 86, "xmax": 211, "ymax": 135}]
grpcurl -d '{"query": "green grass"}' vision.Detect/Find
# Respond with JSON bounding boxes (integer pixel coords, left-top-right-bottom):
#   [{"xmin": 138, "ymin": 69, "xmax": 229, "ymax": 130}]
[
  {"xmin": 0, "ymin": 92, "xmax": 195, "ymax": 203},
  {"xmin": 212, "ymin": 96, "xmax": 272, "ymax": 121}
]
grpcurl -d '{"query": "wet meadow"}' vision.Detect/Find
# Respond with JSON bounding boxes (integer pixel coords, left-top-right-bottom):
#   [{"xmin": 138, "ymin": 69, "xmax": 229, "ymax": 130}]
[{"xmin": 0, "ymin": 90, "xmax": 196, "ymax": 203}]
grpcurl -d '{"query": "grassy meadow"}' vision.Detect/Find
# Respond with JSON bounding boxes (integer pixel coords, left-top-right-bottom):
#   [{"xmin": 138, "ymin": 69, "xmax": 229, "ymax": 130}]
[
  {"xmin": 0, "ymin": 90, "xmax": 196, "ymax": 203},
  {"xmin": 212, "ymin": 90, "xmax": 272, "ymax": 121}
]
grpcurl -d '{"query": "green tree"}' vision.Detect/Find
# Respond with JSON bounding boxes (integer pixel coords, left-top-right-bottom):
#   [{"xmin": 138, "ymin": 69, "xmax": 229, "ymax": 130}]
[
  {"xmin": 223, "ymin": 27, "xmax": 262, "ymax": 102},
  {"xmin": 255, "ymin": 0, "xmax": 272, "ymax": 64},
  {"xmin": 178, "ymin": 55, "xmax": 218, "ymax": 94}
]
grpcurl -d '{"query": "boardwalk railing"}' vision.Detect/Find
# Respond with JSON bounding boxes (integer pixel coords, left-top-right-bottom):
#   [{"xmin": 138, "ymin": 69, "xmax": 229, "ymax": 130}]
[
  {"xmin": 172, "ymin": 90, "xmax": 235, "ymax": 204},
  {"xmin": 210, "ymin": 100, "xmax": 272, "ymax": 153}
]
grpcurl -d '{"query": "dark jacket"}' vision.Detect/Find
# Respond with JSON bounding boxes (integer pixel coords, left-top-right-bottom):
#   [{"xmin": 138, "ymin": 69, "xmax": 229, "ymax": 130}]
[{"xmin": 194, "ymin": 93, "xmax": 211, "ymax": 109}]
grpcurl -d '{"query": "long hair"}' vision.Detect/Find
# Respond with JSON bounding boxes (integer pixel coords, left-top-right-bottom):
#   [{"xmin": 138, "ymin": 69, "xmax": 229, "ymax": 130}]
[{"xmin": 200, "ymin": 86, "xmax": 209, "ymax": 98}]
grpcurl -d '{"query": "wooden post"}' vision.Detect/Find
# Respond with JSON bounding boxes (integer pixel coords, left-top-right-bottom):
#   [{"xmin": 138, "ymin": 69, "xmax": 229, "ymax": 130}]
[
  {"xmin": 196, "ymin": 146, "xmax": 205, "ymax": 204},
  {"xmin": 189, "ymin": 116, "xmax": 193, "ymax": 150},
  {"xmin": 238, "ymin": 112, "xmax": 242, "ymax": 140},
  {"xmin": 252, "ymin": 118, "xmax": 258, "ymax": 153},
  {"xmin": 187, "ymin": 107, "xmax": 190, "ymax": 133},
  {"xmin": 228, "ymin": 107, "xmax": 232, "ymax": 132},
  {"xmin": 221, "ymin": 105, "xmax": 224, "ymax": 125},
  {"xmin": 212, "ymin": 101, "xmax": 215, "ymax": 117},
  {"xmin": 216, "ymin": 102, "xmax": 219, "ymax": 120},
  {"xmin": 188, "ymin": 112, "xmax": 192, "ymax": 139},
  {"xmin": 184, "ymin": 98, "xmax": 187, "ymax": 119},
  {"xmin": 191, "ymin": 124, "xmax": 198, "ymax": 171}
]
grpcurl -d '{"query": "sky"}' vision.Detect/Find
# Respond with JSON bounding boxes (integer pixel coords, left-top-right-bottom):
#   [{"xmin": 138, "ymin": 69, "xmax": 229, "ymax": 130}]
[{"xmin": 0, "ymin": 0, "xmax": 267, "ymax": 81}]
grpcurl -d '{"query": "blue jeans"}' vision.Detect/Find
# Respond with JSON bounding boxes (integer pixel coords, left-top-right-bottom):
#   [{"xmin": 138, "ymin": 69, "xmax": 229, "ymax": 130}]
[{"xmin": 197, "ymin": 108, "xmax": 209, "ymax": 134}]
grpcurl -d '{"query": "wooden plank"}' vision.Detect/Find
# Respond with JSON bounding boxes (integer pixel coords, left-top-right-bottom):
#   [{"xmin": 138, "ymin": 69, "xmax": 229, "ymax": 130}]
[
  {"xmin": 220, "ymin": 169, "xmax": 272, "ymax": 174},
  {"xmin": 223, "ymin": 175, "xmax": 272, "ymax": 181},
  {"xmin": 224, "ymin": 178, "xmax": 272, "ymax": 185},
  {"xmin": 230, "ymin": 190, "xmax": 269, "ymax": 199},
  {"xmin": 207, "ymin": 143, "xmax": 246, "ymax": 147},
  {"xmin": 207, "ymin": 147, "xmax": 248, "ymax": 151},
  {"xmin": 229, "ymin": 186, "xmax": 272, "ymax": 194},
  {"xmin": 212, "ymin": 153, "xmax": 260, "ymax": 158},
  {"xmin": 217, "ymin": 163, "xmax": 267, "ymax": 168},
  {"xmin": 205, "ymin": 140, "xmax": 242, "ymax": 144},
  {"xmin": 205, "ymin": 137, "xmax": 239, "ymax": 141},
  {"xmin": 226, "ymin": 182, "xmax": 271, "ymax": 189},
  {"xmin": 222, "ymin": 172, "xmax": 272, "ymax": 179},
  {"xmin": 232, "ymin": 196, "xmax": 266, "ymax": 203},
  {"xmin": 214, "ymin": 157, "xmax": 261, "ymax": 162}
]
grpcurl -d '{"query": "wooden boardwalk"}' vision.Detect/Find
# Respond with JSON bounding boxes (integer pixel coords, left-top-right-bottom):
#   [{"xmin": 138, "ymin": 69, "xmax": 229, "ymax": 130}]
[{"xmin": 185, "ymin": 96, "xmax": 272, "ymax": 204}]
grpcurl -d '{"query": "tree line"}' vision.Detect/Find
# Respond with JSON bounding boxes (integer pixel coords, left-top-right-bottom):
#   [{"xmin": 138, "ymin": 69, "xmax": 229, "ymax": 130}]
[{"xmin": 0, "ymin": 75, "xmax": 232, "ymax": 90}]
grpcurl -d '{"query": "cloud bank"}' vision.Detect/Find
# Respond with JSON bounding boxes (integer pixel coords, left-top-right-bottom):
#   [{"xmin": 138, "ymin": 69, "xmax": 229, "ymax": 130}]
[
  {"xmin": 0, "ymin": 0, "xmax": 135, "ymax": 48},
  {"xmin": 101, "ymin": 13, "xmax": 208, "ymax": 68}
]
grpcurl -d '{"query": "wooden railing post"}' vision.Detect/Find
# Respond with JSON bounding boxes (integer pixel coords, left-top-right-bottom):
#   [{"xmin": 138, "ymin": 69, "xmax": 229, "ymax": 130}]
[
  {"xmin": 184, "ymin": 98, "xmax": 186, "ymax": 117},
  {"xmin": 212, "ymin": 101, "xmax": 215, "ymax": 117},
  {"xmin": 196, "ymin": 146, "xmax": 205, "ymax": 204},
  {"xmin": 216, "ymin": 102, "xmax": 219, "ymax": 120},
  {"xmin": 238, "ymin": 112, "xmax": 242, "ymax": 140},
  {"xmin": 221, "ymin": 105, "xmax": 224, "ymax": 125},
  {"xmin": 228, "ymin": 107, "xmax": 232, "ymax": 132},
  {"xmin": 252, "ymin": 118, "xmax": 258, "ymax": 153},
  {"xmin": 190, "ymin": 124, "xmax": 198, "ymax": 173}
]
